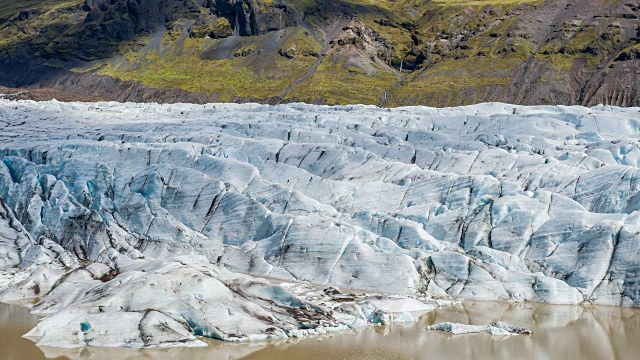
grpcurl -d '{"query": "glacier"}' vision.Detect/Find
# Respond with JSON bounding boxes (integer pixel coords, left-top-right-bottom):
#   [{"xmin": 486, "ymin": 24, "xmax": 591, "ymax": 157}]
[{"xmin": 0, "ymin": 99, "xmax": 638, "ymax": 348}]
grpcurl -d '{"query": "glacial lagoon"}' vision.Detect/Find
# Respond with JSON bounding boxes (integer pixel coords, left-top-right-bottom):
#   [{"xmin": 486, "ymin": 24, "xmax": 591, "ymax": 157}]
[{"xmin": 2, "ymin": 301, "xmax": 638, "ymax": 360}]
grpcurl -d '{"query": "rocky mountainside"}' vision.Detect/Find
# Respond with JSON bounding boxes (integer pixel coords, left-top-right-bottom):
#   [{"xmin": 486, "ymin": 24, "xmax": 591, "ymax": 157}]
[
  {"xmin": 0, "ymin": 0, "xmax": 639, "ymax": 106},
  {"xmin": 0, "ymin": 100, "xmax": 639, "ymax": 348}
]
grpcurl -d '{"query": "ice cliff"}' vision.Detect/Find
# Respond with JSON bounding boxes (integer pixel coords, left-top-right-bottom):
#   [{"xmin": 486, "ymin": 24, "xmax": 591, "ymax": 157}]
[{"xmin": 0, "ymin": 99, "xmax": 638, "ymax": 347}]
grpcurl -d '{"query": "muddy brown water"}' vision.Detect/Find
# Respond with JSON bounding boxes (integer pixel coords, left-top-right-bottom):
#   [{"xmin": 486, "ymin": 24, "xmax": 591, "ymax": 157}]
[{"xmin": 0, "ymin": 301, "xmax": 638, "ymax": 360}]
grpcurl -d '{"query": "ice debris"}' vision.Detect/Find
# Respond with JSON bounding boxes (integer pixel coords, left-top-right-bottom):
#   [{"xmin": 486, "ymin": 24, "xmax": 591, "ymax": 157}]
[{"xmin": 426, "ymin": 321, "xmax": 533, "ymax": 336}]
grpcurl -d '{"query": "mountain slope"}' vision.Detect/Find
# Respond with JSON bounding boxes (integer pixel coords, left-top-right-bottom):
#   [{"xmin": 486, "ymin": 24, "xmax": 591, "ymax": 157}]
[{"xmin": 0, "ymin": 0, "xmax": 639, "ymax": 106}]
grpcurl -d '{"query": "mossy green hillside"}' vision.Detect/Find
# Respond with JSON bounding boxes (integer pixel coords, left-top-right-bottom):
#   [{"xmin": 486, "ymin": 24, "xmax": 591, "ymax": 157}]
[
  {"xmin": 387, "ymin": 56, "xmax": 517, "ymax": 107},
  {"xmin": 433, "ymin": 0, "xmax": 542, "ymax": 6},
  {"xmin": 0, "ymin": 0, "xmax": 82, "ymax": 19},
  {"xmin": 1, "ymin": 0, "xmax": 637, "ymax": 106},
  {"xmin": 77, "ymin": 0, "xmax": 580, "ymax": 106},
  {"xmin": 279, "ymin": 28, "xmax": 323, "ymax": 57},
  {"xmin": 0, "ymin": 1, "xmax": 84, "ymax": 53},
  {"xmin": 285, "ymin": 59, "xmax": 398, "ymax": 105},
  {"xmin": 95, "ymin": 32, "xmax": 321, "ymax": 102}
]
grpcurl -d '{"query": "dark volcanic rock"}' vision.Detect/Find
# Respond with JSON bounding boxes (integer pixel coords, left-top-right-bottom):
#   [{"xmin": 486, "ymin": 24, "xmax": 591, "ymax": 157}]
[{"xmin": 213, "ymin": 0, "xmax": 302, "ymax": 36}]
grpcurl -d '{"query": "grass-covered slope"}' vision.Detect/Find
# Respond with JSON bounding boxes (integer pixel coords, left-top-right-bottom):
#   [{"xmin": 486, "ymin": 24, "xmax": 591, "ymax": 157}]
[{"xmin": 0, "ymin": 0, "xmax": 638, "ymax": 106}]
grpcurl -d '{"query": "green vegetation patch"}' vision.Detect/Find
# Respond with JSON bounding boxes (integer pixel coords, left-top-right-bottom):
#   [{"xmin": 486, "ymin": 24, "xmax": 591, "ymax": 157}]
[
  {"xmin": 285, "ymin": 58, "xmax": 398, "ymax": 105},
  {"xmin": 388, "ymin": 56, "xmax": 517, "ymax": 107},
  {"xmin": 96, "ymin": 35, "xmax": 319, "ymax": 101},
  {"xmin": 279, "ymin": 28, "xmax": 323, "ymax": 57},
  {"xmin": 0, "ymin": 0, "xmax": 82, "ymax": 19},
  {"xmin": 433, "ymin": 0, "xmax": 541, "ymax": 6},
  {"xmin": 0, "ymin": 0, "xmax": 84, "ymax": 54}
]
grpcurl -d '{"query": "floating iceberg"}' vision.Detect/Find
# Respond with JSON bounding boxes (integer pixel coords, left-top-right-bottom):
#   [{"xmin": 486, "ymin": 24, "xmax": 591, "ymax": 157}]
[{"xmin": 426, "ymin": 321, "xmax": 533, "ymax": 336}]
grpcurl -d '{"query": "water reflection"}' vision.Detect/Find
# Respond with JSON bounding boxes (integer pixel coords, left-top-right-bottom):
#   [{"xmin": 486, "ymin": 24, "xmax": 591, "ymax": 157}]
[
  {"xmin": 0, "ymin": 302, "xmax": 46, "ymax": 360},
  {"xmin": 1, "ymin": 301, "xmax": 638, "ymax": 360}
]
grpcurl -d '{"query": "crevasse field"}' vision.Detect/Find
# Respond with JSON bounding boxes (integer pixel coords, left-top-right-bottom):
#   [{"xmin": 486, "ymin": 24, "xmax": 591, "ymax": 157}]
[{"xmin": 0, "ymin": 100, "xmax": 638, "ymax": 348}]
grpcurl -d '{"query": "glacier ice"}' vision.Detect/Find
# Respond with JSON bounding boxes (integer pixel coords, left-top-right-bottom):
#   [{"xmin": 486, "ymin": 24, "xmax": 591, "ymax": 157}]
[{"xmin": 0, "ymin": 99, "xmax": 639, "ymax": 348}]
